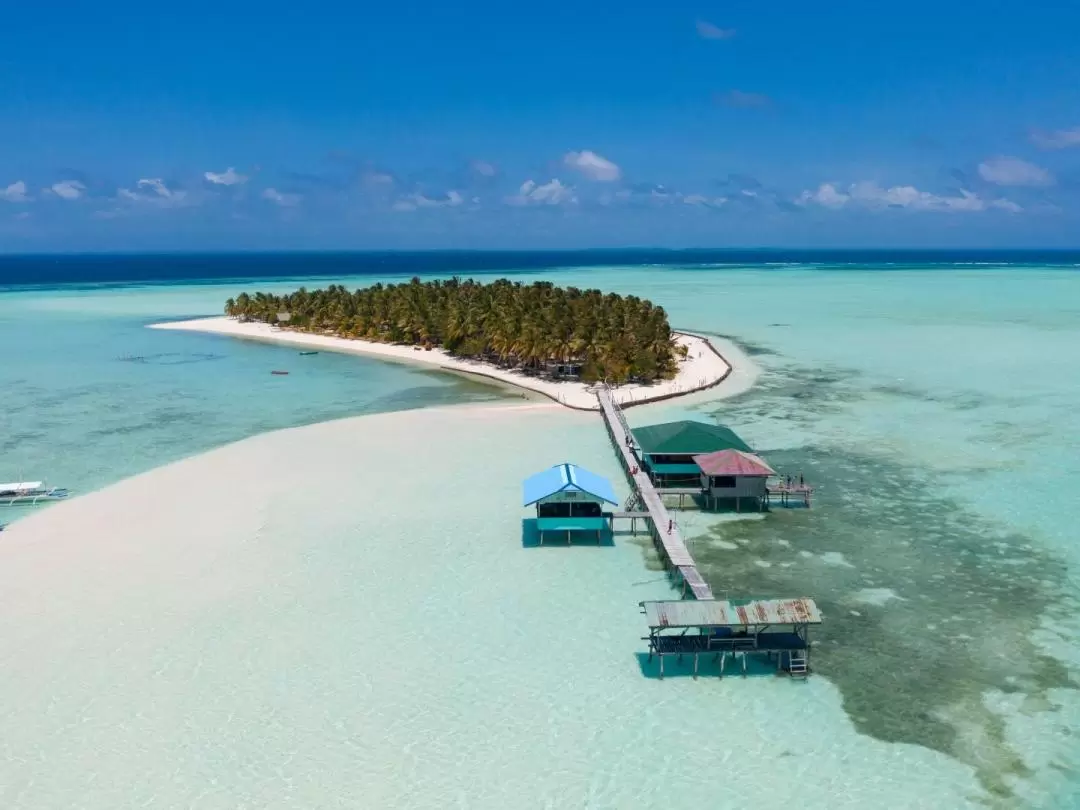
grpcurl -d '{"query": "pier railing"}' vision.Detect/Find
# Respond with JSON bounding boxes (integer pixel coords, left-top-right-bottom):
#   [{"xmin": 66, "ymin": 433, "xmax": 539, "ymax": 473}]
[{"xmin": 596, "ymin": 386, "xmax": 713, "ymax": 600}]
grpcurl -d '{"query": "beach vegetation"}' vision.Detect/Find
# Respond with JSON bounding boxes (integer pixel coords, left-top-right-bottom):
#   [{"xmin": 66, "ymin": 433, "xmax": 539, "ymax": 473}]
[{"xmin": 224, "ymin": 278, "xmax": 684, "ymax": 383}]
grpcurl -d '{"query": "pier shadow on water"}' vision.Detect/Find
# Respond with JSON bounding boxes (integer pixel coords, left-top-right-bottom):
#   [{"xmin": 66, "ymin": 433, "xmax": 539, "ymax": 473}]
[
  {"xmin": 634, "ymin": 651, "xmax": 794, "ymax": 680},
  {"xmin": 520, "ymin": 518, "xmax": 614, "ymax": 548}
]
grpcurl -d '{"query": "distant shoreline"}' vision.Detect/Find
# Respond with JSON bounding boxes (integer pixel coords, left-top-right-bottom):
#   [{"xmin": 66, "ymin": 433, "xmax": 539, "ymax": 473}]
[{"xmin": 150, "ymin": 316, "xmax": 744, "ymax": 410}]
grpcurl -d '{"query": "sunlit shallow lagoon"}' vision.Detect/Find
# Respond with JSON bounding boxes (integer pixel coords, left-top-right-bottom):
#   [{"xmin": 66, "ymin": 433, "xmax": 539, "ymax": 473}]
[{"xmin": 2, "ymin": 261, "xmax": 1079, "ymax": 807}]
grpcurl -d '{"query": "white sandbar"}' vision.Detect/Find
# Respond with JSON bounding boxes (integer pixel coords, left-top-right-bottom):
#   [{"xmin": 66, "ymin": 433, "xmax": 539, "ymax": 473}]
[
  {"xmin": 149, "ymin": 316, "xmax": 735, "ymax": 409},
  {"xmin": 0, "ymin": 403, "xmax": 984, "ymax": 809}
]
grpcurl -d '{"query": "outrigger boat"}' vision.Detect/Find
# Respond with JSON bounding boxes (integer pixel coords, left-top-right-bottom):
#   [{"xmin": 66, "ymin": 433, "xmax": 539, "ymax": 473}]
[{"xmin": 0, "ymin": 481, "xmax": 70, "ymax": 506}]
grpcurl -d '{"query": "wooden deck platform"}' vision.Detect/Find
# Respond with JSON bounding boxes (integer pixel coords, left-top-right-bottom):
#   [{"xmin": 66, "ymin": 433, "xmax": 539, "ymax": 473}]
[
  {"xmin": 765, "ymin": 484, "xmax": 813, "ymax": 507},
  {"xmin": 597, "ymin": 388, "xmax": 713, "ymax": 599}
]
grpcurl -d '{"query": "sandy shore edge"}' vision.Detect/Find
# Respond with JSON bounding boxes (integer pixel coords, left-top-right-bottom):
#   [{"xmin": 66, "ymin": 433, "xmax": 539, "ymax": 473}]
[{"xmin": 150, "ymin": 316, "xmax": 745, "ymax": 409}]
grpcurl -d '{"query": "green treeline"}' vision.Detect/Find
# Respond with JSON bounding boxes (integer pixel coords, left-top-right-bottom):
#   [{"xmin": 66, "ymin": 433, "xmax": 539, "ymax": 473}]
[{"xmin": 224, "ymin": 277, "xmax": 683, "ymax": 383}]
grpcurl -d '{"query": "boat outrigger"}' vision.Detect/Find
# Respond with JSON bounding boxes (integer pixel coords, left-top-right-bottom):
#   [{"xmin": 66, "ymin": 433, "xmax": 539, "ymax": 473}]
[{"xmin": 0, "ymin": 481, "xmax": 70, "ymax": 506}]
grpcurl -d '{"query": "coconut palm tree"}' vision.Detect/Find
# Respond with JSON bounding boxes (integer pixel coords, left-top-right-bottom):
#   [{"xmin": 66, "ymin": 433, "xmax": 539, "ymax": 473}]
[{"xmin": 223, "ymin": 278, "xmax": 680, "ymax": 384}]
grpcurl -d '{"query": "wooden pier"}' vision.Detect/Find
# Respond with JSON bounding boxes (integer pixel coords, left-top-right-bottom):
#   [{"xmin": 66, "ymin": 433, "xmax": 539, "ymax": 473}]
[
  {"xmin": 596, "ymin": 388, "xmax": 713, "ymax": 600},
  {"xmin": 765, "ymin": 483, "xmax": 813, "ymax": 508}
]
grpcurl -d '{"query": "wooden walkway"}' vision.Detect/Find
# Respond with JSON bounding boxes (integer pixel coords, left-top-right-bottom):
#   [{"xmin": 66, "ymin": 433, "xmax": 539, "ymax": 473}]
[{"xmin": 596, "ymin": 388, "xmax": 714, "ymax": 600}]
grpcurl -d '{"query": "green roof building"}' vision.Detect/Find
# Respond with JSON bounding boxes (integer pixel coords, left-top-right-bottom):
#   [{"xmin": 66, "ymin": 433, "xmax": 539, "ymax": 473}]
[{"xmin": 631, "ymin": 420, "xmax": 753, "ymax": 487}]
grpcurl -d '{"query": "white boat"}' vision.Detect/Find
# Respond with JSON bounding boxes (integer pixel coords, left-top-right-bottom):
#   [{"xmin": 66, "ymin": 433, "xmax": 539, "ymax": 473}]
[{"xmin": 0, "ymin": 481, "xmax": 70, "ymax": 506}]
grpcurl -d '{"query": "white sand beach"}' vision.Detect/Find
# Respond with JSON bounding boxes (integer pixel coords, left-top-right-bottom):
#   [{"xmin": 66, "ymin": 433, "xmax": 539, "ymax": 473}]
[
  {"xmin": 0, "ymin": 403, "xmax": 985, "ymax": 810},
  {"xmin": 150, "ymin": 316, "xmax": 737, "ymax": 409}
]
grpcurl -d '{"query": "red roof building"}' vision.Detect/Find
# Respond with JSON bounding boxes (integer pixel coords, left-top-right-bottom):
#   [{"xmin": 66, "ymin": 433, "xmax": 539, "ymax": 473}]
[
  {"xmin": 692, "ymin": 449, "xmax": 776, "ymax": 512},
  {"xmin": 692, "ymin": 449, "xmax": 776, "ymax": 478}
]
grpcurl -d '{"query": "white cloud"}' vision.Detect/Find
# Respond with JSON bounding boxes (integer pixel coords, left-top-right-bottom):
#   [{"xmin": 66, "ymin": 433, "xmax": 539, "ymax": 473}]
[
  {"xmin": 506, "ymin": 179, "xmax": 577, "ymax": 206},
  {"xmin": 262, "ymin": 188, "xmax": 301, "ymax": 207},
  {"xmin": 116, "ymin": 178, "xmax": 188, "ymax": 206},
  {"xmin": 563, "ymin": 150, "xmax": 621, "ymax": 182},
  {"xmin": 417, "ymin": 190, "xmax": 463, "ymax": 207},
  {"xmin": 204, "ymin": 167, "xmax": 247, "ymax": 186},
  {"xmin": 598, "ymin": 184, "xmax": 687, "ymax": 207},
  {"xmin": 797, "ymin": 183, "xmax": 849, "ymax": 209},
  {"xmin": 681, "ymin": 194, "xmax": 708, "ymax": 205},
  {"xmin": 977, "ymin": 156, "xmax": 1053, "ymax": 187},
  {"xmin": 138, "ymin": 178, "xmax": 177, "ymax": 198},
  {"xmin": 470, "ymin": 160, "xmax": 497, "ymax": 177},
  {"xmin": 362, "ymin": 170, "xmax": 395, "ymax": 187},
  {"xmin": 392, "ymin": 190, "xmax": 465, "ymax": 212},
  {"xmin": 1030, "ymin": 126, "xmax": 1080, "ymax": 150},
  {"xmin": 990, "ymin": 198, "xmax": 1023, "ymax": 213},
  {"xmin": 696, "ymin": 20, "xmax": 736, "ymax": 40},
  {"xmin": 797, "ymin": 181, "xmax": 1022, "ymax": 213},
  {"xmin": 49, "ymin": 180, "xmax": 86, "ymax": 200},
  {"xmin": 1, "ymin": 180, "xmax": 29, "ymax": 202}
]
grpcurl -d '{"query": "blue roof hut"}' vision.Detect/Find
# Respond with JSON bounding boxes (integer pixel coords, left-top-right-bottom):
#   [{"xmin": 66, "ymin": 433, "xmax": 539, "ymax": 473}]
[{"xmin": 522, "ymin": 463, "xmax": 619, "ymax": 545}]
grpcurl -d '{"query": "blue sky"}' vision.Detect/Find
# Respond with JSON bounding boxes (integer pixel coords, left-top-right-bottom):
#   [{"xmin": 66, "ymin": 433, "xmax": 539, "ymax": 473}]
[{"xmin": 3, "ymin": 1, "xmax": 1080, "ymax": 250}]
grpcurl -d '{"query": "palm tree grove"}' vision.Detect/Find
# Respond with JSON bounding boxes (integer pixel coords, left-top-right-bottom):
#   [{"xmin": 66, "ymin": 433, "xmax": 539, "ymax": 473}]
[{"xmin": 224, "ymin": 277, "xmax": 685, "ymax": 383}]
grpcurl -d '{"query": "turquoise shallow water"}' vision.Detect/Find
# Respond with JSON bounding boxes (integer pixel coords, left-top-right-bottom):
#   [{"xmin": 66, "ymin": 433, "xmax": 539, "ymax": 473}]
[
  {"xmin": 2, "ymin": 264, "xmax": 1080, "ymax": 806},
  {"xmin": 0, "ymin": 284, "xmax": 511, "ymax": 507}
]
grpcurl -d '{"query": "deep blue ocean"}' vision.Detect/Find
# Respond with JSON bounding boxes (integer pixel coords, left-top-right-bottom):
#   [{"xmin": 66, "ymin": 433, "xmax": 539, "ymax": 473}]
[{"xmin": 3, "ymin": 249, "xmax": 1080, "ymax": 287}]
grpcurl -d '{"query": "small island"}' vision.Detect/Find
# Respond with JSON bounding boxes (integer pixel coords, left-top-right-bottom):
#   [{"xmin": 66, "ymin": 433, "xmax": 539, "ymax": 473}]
[
  {"xmin": 152, "ymin": 279, "xmax": 734, "ymax": 409},
  {"xmin": 225, "ymin": 277, "xmax": 685, "ymax": 384}
]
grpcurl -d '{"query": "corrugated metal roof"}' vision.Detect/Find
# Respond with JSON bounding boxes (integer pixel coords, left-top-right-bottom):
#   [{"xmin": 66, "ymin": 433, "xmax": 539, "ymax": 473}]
[
  {"xmin": 642, "ymin": 598, "xmax": 822, "ymax": 628},
  {"xmin": 693, "ymin": 449, "xmax": 776, "ymax": 477},
  {"xmin": 566, "ymin": 464, "xmax": 618, "ymax": 506},
  {"xmin": 733, "ymin": 598, "xmax": 822, "ymax": 625},
  {"xmin": 522, "ymin": 463, "xmax": 618, "ymax": 507},
  {"xmin": 632, "ymin": 421, "xmax": 753, "ymax": 455},
  {"xmin": 522, "ymin": 465, "xmax": 567, "ymax": 506}
]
